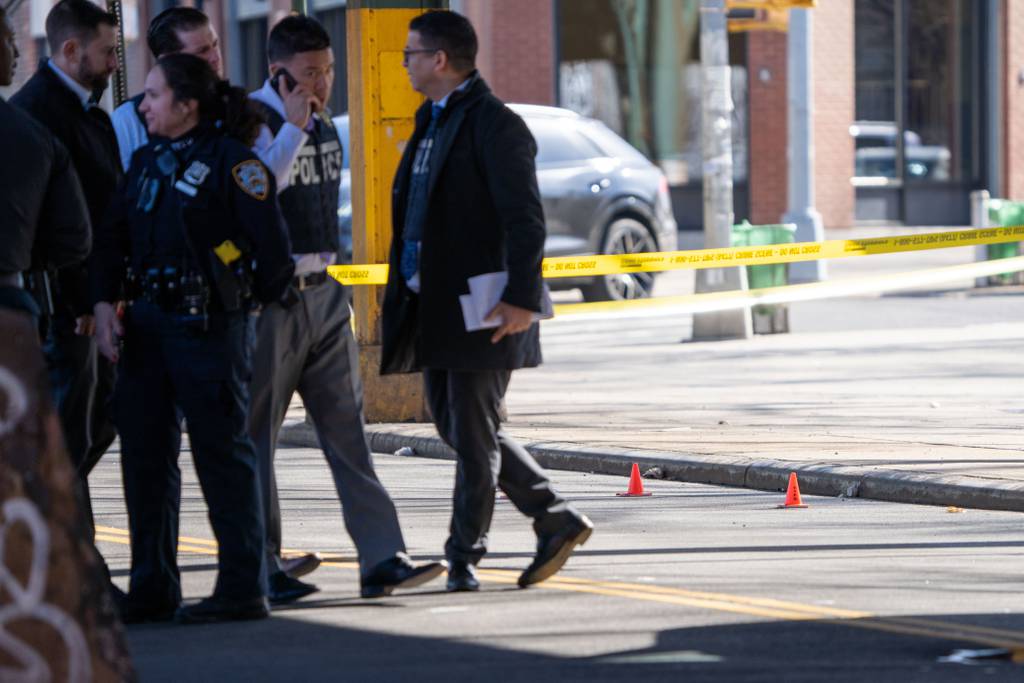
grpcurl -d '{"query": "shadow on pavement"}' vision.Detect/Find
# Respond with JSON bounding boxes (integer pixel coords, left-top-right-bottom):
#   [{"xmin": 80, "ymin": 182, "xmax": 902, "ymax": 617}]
[
  {"xmin": 586, "ymin": 613, "xmax": 1024, "ymax": 683},
  {"xmin": 124, "ymin": 610, "xmax": 1024, "ymax": 682}
]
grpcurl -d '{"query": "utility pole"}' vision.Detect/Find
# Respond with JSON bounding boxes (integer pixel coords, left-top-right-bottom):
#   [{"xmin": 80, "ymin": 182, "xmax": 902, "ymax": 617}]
[
  {"xmin": 347, "ymin": 1, "xmax": 442, "ymax": 421},
  {"xmin": 781, "ymin": 7, "xmax": 825, "ymax": 282},
  {"xmin": 692, "ymin": 0, "xmax": 752, "ymax": 340}
]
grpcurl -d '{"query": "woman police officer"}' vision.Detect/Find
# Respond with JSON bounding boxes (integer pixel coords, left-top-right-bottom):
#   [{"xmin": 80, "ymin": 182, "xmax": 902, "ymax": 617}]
[{"xmin": 92, "ymin": 53, "xmax": 294, "ymax": 624}]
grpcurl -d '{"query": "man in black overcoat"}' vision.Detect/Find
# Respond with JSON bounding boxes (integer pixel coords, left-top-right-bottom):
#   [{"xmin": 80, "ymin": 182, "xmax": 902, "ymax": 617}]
[
  {"xmin": 11, "ymin": 0, "xmax": 121, "ymax": 533},
  {"xmin": 381, "ymin": 10, "xmax": 593, "ymax": 592}
]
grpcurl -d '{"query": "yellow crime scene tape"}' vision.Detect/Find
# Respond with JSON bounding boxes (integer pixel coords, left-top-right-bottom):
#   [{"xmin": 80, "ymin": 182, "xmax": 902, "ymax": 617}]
[
  {"xmin": 328, "ymin": 226, "xmax": 1024, "ymax": 287},
  {"xmin": 551, "ymin": 255, "xmax": 1024, "ymax": 318}
]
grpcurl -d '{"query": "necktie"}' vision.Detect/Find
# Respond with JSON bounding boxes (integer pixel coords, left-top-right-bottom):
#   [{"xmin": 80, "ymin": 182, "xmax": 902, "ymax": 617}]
[{"xmin": 400, "ymin": 104, "xmax": 444, "ymax": 281}]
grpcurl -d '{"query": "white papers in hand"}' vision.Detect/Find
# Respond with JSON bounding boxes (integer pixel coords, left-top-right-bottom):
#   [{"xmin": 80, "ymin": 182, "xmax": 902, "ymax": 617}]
[{"xmin": 459, "ymin": 271, "xmax": 554, "ymax": 332}]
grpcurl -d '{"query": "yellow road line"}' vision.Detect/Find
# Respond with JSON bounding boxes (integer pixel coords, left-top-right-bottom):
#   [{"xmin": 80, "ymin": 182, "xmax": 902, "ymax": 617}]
[
  {"xmin": 94, "ymin": 527, "xmax": 1024, "ymax": 652},
  {"xmin": 479, "ymin": 569, "xmax": 867, "ymax": 618},
  {"xmin": 94, "ymin": 533, "xmax": 217, "ymax": 556},
  {"xmin": 320, "ymin": 560, "xmax": 361, "ymax": 570}
]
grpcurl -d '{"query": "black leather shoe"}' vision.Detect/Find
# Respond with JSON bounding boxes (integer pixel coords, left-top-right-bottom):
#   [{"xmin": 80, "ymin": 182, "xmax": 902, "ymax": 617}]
[
  {"xmin": 268, "ymin": 572, "xmax": 319, "ymax": 605},
  {"xmin": 174, "ymin": 595, "xmax": 270, "ymax": 624},
  {"xmin": 120, "ymin": 600, "xmax": 179, "ymax": 625},
  {"xmin": 445, "ymin": 562, "xmax": 480, "ymax": 592},
  {"xmin": 518, "ymin": 515, "xmax": 594, "ymax": 588},
  {"xmin": 360, "ymin": 555, "xmax": 446, "ymax": 599},
  {"xmin": 281, "ymin": 552, "xmax": 322, "ymax": 579}
]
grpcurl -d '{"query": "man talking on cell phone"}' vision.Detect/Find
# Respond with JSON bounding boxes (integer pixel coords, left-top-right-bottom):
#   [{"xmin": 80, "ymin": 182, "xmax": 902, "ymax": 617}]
[{"xmin": 247, "ymin": 15, "xmax": 445, "ymax": 605}]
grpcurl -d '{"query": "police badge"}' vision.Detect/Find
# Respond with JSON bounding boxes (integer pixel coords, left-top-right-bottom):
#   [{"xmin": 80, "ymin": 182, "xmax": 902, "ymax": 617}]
[{"xmin": 184, "ymin": 161, "xmax": 212, "ymax": 186}]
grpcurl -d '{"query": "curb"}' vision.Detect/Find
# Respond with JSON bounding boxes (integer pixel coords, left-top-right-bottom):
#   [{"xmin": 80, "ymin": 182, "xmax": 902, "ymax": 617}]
[{"xmin": 278, "ymin": 422, "xmax": 1024, "ymax": 513}]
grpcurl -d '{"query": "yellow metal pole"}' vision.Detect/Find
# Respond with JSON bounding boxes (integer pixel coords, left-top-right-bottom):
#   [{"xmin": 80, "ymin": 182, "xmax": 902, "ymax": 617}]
[{"xmin": 347, "ymin": 1, "xmax": 442, "ymax": 421}]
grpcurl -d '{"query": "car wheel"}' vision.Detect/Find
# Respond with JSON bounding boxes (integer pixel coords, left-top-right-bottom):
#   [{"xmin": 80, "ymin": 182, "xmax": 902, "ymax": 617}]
[{"xmin": 580, "ymin": 217, "xmax": 658, "ymax": 302}]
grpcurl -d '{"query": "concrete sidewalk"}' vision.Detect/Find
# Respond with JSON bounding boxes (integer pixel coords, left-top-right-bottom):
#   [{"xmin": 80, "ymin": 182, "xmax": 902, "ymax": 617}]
[
  {"xmin": 280, "ymin": 229, "xmax": 1024, "ymax": 512},
  {"xmin": 280, "ymin": 316, "xmax": 1024, "ymax": 512}
]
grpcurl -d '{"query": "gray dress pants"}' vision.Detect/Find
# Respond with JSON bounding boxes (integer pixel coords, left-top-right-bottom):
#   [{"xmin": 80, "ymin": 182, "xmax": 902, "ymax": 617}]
[
  {"xmin": 423, "ymin": 368, "xmax": 579, "ymax": 566},
  {"xmin": 250, "ymin": 278, "xmax": 405, "ymax": 576}
]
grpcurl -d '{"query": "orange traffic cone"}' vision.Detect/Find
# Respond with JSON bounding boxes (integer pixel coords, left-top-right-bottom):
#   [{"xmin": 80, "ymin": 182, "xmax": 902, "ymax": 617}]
[
  {"xmin": 616, "ymin": 463, "xmax": 653, "ymax": 497},
  {"xmin": 778, "ymin": 472, "xmax": 808, "ymax": 508}
]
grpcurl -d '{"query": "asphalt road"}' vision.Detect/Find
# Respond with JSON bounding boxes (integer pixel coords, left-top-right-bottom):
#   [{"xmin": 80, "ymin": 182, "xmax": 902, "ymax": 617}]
[{"xmin": 90, "ymin": 447, "xmax": 1024, "ymax": 682}]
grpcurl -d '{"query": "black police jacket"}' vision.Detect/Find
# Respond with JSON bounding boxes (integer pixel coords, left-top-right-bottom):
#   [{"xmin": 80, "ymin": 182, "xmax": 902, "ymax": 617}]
[
  {"xmin": 11, "ymin": 61, "xmax": 123, "ymax": 317},
  {"xmin": 381, "ymin": 74, "xmax": 545, "ymax": 374},
  {"xmin": 91, "ymin": 125, "xmax": 295, "ymax": 309},
  {"xmin": 0, "ymin": 97, "xmax": 91, "ymax": 274}
]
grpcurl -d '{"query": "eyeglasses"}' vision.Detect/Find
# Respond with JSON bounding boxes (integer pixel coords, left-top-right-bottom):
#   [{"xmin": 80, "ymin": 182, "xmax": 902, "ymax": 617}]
[{"xmin": 402, "ymin": 48, "xmax": 439, "ymax": 62}]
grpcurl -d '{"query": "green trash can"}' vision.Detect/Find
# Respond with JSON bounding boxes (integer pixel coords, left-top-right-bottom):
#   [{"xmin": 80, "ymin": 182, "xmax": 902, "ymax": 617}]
[
  {"xmin": 731, "ymin": 221, "xmax": 797, "ymax": 334},
  {"xmin": 986, "ymin": 200, "xmax": 1023, "ymax": 284}
]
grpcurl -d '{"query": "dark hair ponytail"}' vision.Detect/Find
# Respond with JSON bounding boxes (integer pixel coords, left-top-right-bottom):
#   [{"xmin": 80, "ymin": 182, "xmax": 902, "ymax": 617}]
[{"xmin": 156, "ymin": 53, "xmax": 264, "ymax": 146}]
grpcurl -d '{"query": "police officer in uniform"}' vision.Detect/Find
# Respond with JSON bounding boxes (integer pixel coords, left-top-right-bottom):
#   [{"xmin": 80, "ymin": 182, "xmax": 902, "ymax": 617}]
[
  {"xmin": 92, "ymin": 53, "xmax": 294, "ymax": 624},
  {"xmin": 248, "ymin": 15, "xmax": 445, "ymax": 601}
]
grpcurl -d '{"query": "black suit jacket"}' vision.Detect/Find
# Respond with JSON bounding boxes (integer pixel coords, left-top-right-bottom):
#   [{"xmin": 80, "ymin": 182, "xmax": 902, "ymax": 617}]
[
  {"xmin": 381, "ymin": 75, "xmax": 545, "ymax": 374},
  {"xmin": 0, "ymin": 97, "xmax": 91, "ymax": 274},
  {"xmin": 11, "ymin": 61, "xmax": 122, "ymax": 316}
]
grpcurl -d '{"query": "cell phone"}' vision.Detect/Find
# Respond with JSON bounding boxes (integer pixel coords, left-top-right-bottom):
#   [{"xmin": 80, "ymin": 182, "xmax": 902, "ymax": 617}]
[{"xmin": 270, "ymin": 68, "xmax": 297, "ymax": 93}]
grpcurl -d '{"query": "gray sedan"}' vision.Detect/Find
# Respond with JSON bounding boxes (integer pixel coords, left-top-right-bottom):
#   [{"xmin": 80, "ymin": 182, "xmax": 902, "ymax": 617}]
[{"xmin": 335, "ymin": 104, "xmax": 677, "ymax": 301}]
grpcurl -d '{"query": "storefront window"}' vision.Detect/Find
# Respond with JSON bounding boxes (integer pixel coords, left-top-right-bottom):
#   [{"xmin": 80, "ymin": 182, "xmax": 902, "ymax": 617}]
[
  {"xmin": 854, "ymin": 0, "xmax": 976, "ymax": 185},
  {"xmin": 853, "ymin": 0, "xmax": 897, "ymax": 182},
  {"xmin": 556, "ymin": 0, "xmax": 748, "ymax": 186}
]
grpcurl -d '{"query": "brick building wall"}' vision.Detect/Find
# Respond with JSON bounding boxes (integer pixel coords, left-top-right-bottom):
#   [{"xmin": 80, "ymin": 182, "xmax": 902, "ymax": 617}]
[
  {"xmin": 747, "ymin": 31, "xmax": 788, "ymax": 225},
  {"xmin": 4, "ymin": 0, "xmax": 41, "ymax": 97},
  {"xmin": 811, "ymin": 2, "xmax": 854, "ymax": 228},
  {"xmin": 1003, "ymin": 0, "xmax": 1024, "ymax": 201},
  {"xmin": 460, "ymin": 0, "xmax": 554, "ymax": 105}
]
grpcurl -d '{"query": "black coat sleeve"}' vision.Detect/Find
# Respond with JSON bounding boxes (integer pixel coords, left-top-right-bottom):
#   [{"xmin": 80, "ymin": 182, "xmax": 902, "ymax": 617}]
[
  {"xmin": 478, "ymin": 107, "xmax": 547, "ymax": 312},
  {"xmin": 90, "ymin": 162, "xmax": 135, "ymax": 306},
  {"xmin": 223, "ymin": 152, "xmax": 294, "ymax": 304},
  {"xmin": 34, "ymin": 137, "xmax": 91, "ymax": 270}
]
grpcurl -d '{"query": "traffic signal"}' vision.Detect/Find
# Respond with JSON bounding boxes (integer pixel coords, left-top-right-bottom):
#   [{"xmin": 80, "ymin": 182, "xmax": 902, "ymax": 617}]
[
  {"xmin": 726, "ymin": 0, "xmax": 815, "ymax": 33},
  {"xmin": 727, "ymin": 0, "xmax": 816, "ymax": 8}
]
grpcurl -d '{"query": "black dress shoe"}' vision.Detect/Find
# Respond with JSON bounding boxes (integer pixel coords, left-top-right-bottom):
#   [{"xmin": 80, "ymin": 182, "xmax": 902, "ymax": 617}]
[
  {"xmin": 445, "ymin": 562, "xmax": 480, "ymax": 592},
  {"xmin": 120, "ymin": 601, "xmax": 179, "ymax": 625},
  {"xmin": 518, "ymin": 515, "xmax": 594, "ymax": 588},
  {"xmin": 174, "ymin": 595, "xmax": 270, "ymax": 624},
  {"xmin": 360, "ymin": 554, "xmax": 446, "ymax": 598},
  {"xmin": 268, "ymin": 571, "xmax": 320, "ymax": 605},
  {"xmin": 281, "ymin": 552, "xmax": 322, "ymax": 579}
]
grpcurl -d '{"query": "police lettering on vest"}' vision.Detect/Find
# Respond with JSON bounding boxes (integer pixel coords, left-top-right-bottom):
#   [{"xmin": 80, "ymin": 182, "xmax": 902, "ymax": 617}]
[{"xmin": 256, "ymin": 104, "xmax": 342, "ymax": 255}]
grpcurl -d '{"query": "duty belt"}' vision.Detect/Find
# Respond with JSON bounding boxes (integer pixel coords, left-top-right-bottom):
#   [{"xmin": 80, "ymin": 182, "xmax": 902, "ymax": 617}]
[{"xmin": 292, "ymin": 270, "xmax": 329, "ymax": 291}]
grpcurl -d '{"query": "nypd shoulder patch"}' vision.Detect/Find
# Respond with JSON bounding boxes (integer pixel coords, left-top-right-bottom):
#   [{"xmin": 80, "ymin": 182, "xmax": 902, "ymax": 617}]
[{"xmin": 232, "ymin": 160, "xmax": 269, "ymax": 201}]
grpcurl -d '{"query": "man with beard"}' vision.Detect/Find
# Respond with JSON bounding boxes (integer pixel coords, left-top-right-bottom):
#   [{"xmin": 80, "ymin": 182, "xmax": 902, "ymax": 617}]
[
  {"xmin": 1, "ymin": 4, "xmax": 91, "ymax": 320},
  {"xmin": 12, "ymin": 0, "xmax": 122, "ymax": 538}
]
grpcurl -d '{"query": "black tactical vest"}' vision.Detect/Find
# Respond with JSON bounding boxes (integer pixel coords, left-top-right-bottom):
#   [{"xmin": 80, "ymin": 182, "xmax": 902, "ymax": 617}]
[{"xmin": 257, "ymin": 103, "xmax": 342, "ymax": 254}]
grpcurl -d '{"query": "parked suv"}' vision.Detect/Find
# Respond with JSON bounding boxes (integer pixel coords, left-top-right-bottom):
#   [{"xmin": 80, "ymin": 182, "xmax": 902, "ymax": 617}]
[
  {"xmin": 335, "ymin": 104, "xmax": 677, "ymax": 301},
  {"xmin": 850, "ymin": 120, "xmax": 951, "ymax": 181}
]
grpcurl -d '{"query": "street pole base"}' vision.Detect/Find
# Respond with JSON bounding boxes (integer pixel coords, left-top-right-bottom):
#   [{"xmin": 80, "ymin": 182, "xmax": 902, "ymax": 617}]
[
  {"xmin": 358, "ymin": 344, "xmax": 430, "ymax": 423},
  {"xmin": 691, "ymin": 308, "xmax": 753, "ymax": 341}
]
